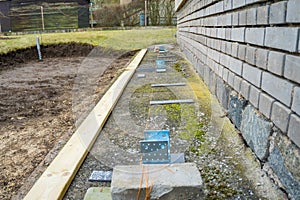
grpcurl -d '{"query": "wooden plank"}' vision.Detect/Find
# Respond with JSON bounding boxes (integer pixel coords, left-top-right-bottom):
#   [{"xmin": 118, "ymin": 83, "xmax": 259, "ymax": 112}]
[
  {"xmin": 24, "ymin": 49, "xmax": 147, "ymax": 200},
  {"xmin": 151, "ymin": 83, "xmax": 186, "ymax": 87},
  {"xmin": 150, "ymin": 99, "xmax": 194, "ymax": 105}
]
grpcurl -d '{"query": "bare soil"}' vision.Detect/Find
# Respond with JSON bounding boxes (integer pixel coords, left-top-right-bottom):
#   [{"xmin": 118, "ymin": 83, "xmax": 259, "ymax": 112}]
[{"xmin": 0, "ymin": 44, "xmax": 136, "ymax": 200}]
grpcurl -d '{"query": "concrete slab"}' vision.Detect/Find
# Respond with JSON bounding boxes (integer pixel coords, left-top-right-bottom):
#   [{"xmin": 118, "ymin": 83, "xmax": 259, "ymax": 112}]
[
  {"xmin": 84, "ymin": 187, "xmax": 111, "ymax": 200},
  {"xmin": 111, "ymin": 163, "xmax": 203, "ymax": 200},
  {"xmin": 170, "ymin": 153, "xmax": 185, "ymax": 163}
]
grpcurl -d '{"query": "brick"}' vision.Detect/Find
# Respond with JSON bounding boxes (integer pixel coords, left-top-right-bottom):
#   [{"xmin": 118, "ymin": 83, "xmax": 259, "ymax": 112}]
[
  {"xmin": 240, "ymin": 80, "xmax": 251, "ymax": 99},
  {"xmin": 225, "ymin": 29, "xmax": 231, "ymax": 40},
  {"xmin": 245, "ymin": 0, "xmax": 265, "ymax": 4},
  {"xmin": 292, "ymin": 87, "xmax": 300, "ymax": 115},
  {"xmin": 229, "ymin": 57, "xmax": 243, "ymax": 75},
  {"xmin": 249, "ymin": 85, "xmax": 260, "ymax": 108},
  {"xmin": 225, "ymin": 41, "xmax": 232, "ymax": 54},
  {"xmin": 233, "ymin": 0, "xmax": 245, "ymax": 9},
  {"xmin": 220, "ymin": 53, "xmax": 230, "ymax": 67},
  {"xmin": 225, "ymin": 13, "xmax": 232, "ymax": 26},
  {"xmin": 288, "ymin": 114, "xmax": 300, "ymax": 148},
  {"xmin": 271, "ymin": 101, "xmax": 291, "ymax": 133},
  {"xmin": 216, "ymin": 63, "xmax": 224, "ymax": 77},
  {"xmin": 270, "ymin": 1, "xmax": 287, "ymax": 24},
  {"xmin": 211, "ymin": 28, "xmax": 217, "ymax": 37},
  {"xmin": 245, "ymin": 28, "xmax": 265, "ymax": 46},
  {"xmin": 267, "ymin": 51, "xmax": 285, "ymax": 76},
  {"xmin": 209, "ymin": 71, "xmax": 217, "ymax": 94},
  {"xmin": 245, "ymin": 46, "xmax": 256, "ymax": 65},
  {"xmin": 256, "ymin": 48, "xmax": 269, "ymax": 70},
  {"xmin": 287, "ymin": 0, "xmax": 300, "ymax": 22},
  {"xmin": 228, "ymin": 71, "xmax": 235, "ymax": 87},
  {"xmin": 246, "ymin": 8, "xmax": 257, "ymax": 25},
  {"xmin": 221, "ymin": 41, "xmax": 226, "ymax": 53},
  {"xmin": 232, "ymin": 43, "xmax": 238, "ymax": 57},
  {"xmin": 231, "ymin": 27, "xmax": 245, "ymax": 42},
  {"xmin": 284, "ymin": 55, "xmax": 300, "ymax": 84},
  {"xmin": 217, "ymin": 15, "xmax": 224, "ymax": 26},
  {"xmin": 242, "ymin": 63, "xmax": 262, "ymax": 87},
  {"xmin": 215, "ymin": 39, "xmax": 221, "ymax": 51},
  {"xmin": 232, "ymin": 12, "xmax": 239, "ymax": 26},
  {"xmin": 246, "ymin": 0, "xmax": 255, "ymax": 4},
  {"xmin": 215, "ymin": 1, "xmax": 224, "ymax": 13},
  {"xmin": 239, "ymin": 10, "xmax": 247, "ymax": 25},
  {"xmin": 223, "ymin": 0, "xmax": 232, "ymax": 11},
  {"xmin": 223, "ymin": 67, "xmax": 229, "ymax": 82},
  {"xmin": 257, "ymin": 5, "xmax": 269, "ymax": 25},
  {"xmin": 265, "ymin": 27, "xmax": 298, "ymax": 52},
  {"xmin": 262, "ymin": 72, "xmax": 294, "ymax": 106},
  {"xmin": 207, "ymin": 48, "xmax": 216, "ymax": 61},
  {"xmin": 259, "ymin": 92, "xmax": 275, "ymax": 118},
  {"xmin": 217, "ymin": 28, "xmax": 226, "ymax": 39},
  {"xmin": 238, "ymin": 45, "xmax": 246, "ymax": 60},
  {"xmin": 204, "ymin": 65, "xmax": 210, "ymax": 85},
  {"xmin": 234, "ymin": 75, "xmax": 242, "ymax": 91}
]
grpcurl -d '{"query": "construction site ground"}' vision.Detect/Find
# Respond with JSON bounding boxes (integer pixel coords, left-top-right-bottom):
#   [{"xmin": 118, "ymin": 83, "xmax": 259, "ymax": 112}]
[
  {"xmin": 1, "ymin": 43, "xmax": 286, "ymax": 200},
  {"xmin": 0, "ymin": 44, "xmax": 136, "ymax": 200},
  {"xmin": 63, "ymin": 45, "xmax": 285, "ymax": 199}
]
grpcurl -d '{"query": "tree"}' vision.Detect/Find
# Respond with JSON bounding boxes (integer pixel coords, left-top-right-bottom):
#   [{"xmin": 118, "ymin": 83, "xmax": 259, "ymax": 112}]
[
  {"xmin": 148, "ymin": 0, "xmax": 160, "ymax": 25},
  {"xmin": 162, "ymin": 0, "xmax": 175, "ymax": 25}
]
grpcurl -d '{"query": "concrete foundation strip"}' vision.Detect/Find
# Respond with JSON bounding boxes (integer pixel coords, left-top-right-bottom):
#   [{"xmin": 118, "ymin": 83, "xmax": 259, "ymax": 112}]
[
  {"xmin": 150, "ymin": 99, "xmax": 194, "ymax": 105},
  {"xmin": 24, "ymin": 49, "xmax": 147, "ymax": 200}
]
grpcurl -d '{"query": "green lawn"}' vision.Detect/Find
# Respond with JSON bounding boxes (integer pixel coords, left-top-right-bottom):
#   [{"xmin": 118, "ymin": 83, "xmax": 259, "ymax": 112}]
[{"xmin": 0, "ymin": 28, "xmax": 177, "ymax": 54}]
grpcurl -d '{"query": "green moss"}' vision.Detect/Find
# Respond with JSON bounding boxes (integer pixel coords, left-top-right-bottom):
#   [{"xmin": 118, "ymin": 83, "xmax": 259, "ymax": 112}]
[
  {"xmin": 163, "ymin": 104, "xmax": 181, "ymax": 126},
  {"xmin": 173, "ymin": 62, "xmax": 181, "ymax": 72},
  {"xmin": 202, "ymin": 165, "xmax": 239, "ymax": 199}
]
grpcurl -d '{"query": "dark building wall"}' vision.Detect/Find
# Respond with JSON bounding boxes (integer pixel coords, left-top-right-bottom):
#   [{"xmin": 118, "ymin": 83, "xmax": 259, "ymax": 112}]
[
  {"xmin": 78, "ymin": 5, "xmax": 89, "ymax": 28},
  {"xmin": 0, "ymin": 1, "xmax": 11, "ymax": 32}
]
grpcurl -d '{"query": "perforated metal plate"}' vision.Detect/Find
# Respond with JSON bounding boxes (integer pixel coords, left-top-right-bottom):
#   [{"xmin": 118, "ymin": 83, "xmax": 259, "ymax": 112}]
[
  {"xmin": 156, "ymin": 60, "xmax": 166, "ymax": 69},
  {"xmin": 140, "ymin": 130, "xmax": 170, "ymax": 164},
  {"xmin": 88, "ymin": 171, "xmax": 113, "ymax": 182},
  {"xmin": 140, "ymin": 141, "xmax": 169, "ymax": 164},
  {"xmin": 144, "ymin": 130, "xmax": 170, "ymax": 141}
]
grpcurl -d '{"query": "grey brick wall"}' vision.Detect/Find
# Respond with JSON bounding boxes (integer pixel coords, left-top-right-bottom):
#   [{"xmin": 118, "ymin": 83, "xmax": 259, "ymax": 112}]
[{"xmin": 176, "ymin": 0, "xmax": 300, "ymax": 198}]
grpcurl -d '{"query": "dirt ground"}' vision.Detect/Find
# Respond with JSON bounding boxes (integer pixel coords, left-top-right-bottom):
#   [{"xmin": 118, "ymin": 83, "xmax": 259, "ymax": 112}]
[{"xmin": 0, "ymin": 44, "xmax": 136, "ymax": 200}]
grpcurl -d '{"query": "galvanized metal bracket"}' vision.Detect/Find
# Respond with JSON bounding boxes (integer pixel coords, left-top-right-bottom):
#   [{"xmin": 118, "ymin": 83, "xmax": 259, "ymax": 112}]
[
  {"xmin": 140, "ymin": 130, "xmax": 170, "ymax": 164},
  {"xmin": 156, "ymin": 59, "xmax": 166, "ymax": 72}
]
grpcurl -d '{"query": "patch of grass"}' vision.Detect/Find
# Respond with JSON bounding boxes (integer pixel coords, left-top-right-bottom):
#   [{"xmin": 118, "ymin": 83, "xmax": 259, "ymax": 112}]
[{"xmin": 0, "ymin": 28, "xmax": 176, "ymax": 54}]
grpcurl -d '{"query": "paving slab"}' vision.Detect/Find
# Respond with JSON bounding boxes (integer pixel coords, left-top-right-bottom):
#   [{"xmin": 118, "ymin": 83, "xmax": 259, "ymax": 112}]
[{"xmin": 83, "ymin": 187, "xmax": 111, "ymax": 200}]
